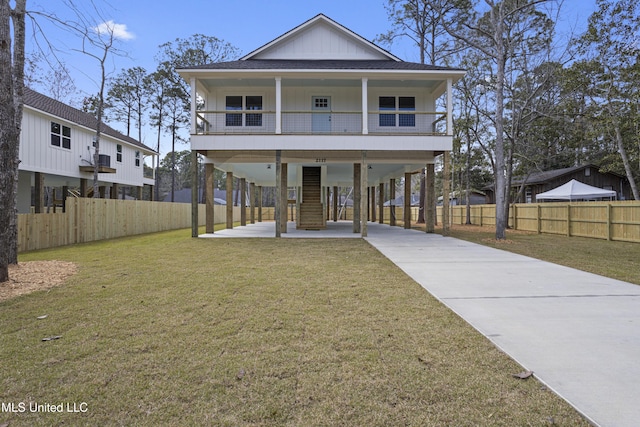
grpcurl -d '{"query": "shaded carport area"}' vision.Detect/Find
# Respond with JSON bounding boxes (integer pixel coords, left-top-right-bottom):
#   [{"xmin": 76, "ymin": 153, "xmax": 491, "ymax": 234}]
[{"xmin": 196, "ymin": 149, "xmax": 440, "ymax": 237}]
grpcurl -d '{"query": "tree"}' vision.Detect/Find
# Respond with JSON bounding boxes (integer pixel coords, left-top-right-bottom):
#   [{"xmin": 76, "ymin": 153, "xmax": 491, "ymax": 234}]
[
  {"xmin": 0, "ymin": 0, "xmax": 27, "ymax": 282},
  {"xmin": 441, "ymin": 0, "xmax": 556, "ymax": 239},
  {"xmin": 146, "ymin": 62, "xmax": 173, "ymax": 201},
  {"xmin": 379, "ymin": 0, "xmax": 458, "ymax": 226},
  {"xmin": 76, "ymin": 18, "xmax": 131, "ymax": 198},
  {"xmin": 107, "ymin": 66, "xmax": 148, "ymax": 143},
  {"xmin": 164, "ymin": 86, "xmax": 189, "ymax": 202},
  {"xmin": 154, "ymin": 34, "xmax": 240, "ymax": 202},
  {"xmin": 573, "ymin": 0, "xmax": 640, "ymax": 200}
]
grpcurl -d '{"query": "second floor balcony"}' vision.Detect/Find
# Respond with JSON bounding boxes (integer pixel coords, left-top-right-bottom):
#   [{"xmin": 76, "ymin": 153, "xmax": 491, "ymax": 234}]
[{"xmin": 195, "ymin": 110, "xmax": 447, "ymax": 136}]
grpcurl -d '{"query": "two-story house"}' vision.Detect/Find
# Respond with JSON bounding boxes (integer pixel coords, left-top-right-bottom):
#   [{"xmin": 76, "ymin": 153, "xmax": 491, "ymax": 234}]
[
  {"xmin": 178, "ymin": 14, "xmax": 465, "ymax": 236},
  {"xmin": 18, "ymin": 88, "xmax": 157, "ymax": 213}
]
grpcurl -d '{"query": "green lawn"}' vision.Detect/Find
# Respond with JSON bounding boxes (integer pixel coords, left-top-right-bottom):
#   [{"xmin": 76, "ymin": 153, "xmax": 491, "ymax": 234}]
[
  {"xmin": 0, "ymin": 227, "xmax": 588, "ymax": 426},
  {"xmin": 435, "ymin": 224, "xmax": 640, "ymax": 285}
]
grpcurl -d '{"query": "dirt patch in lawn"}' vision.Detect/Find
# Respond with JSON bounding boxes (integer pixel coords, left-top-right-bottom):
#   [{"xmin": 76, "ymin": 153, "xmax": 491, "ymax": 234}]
[{"xmin": 0, "ymin": 261, "xmax": 77, "ymax": 302}]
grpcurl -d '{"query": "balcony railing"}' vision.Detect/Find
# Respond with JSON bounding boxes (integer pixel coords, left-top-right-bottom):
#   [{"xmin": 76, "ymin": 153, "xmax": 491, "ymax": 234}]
[{"xmin": 195, "ymin": 111, "xmax": 447, "ymax": 135}]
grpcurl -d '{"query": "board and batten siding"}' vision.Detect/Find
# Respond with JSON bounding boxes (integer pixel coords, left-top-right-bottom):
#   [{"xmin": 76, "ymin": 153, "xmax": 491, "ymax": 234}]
[
  {"xmin": 19, "ymin": 107, "xmax": 148, "ymax": 187},
  {"xmin": 250, "ymin": 20, "xmax": 390, "ymax": 60}
]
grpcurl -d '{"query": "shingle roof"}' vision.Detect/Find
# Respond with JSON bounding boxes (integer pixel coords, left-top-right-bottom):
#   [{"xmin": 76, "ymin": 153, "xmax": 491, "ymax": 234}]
[
  {"xmin": 180, "ymin": 59, "xmax": 464, "ymax": 72},
  {"xmin": 511, "ymin": 164, "xmax": 623, "ymax": 185},
  {"xmin": 23, "ymin": 87, "xmax": 156, "ymax": 153}
]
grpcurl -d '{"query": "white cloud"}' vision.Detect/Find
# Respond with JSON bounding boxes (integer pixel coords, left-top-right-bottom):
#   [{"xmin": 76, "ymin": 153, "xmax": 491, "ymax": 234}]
[{"xmin": 93, "ymin": 20, "xmax": 135, "ymax": 41}]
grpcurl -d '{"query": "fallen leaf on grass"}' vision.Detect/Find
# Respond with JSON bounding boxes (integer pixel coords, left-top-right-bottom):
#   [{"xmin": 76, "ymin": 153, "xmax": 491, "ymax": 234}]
[
  {"xmin": 512, "ymin": 370, "xmax": 534, "ymax": 379},
  {"xmin": 236, "ymin": 368, "xmax": 245, "ymax": 380},
  {"xmin": 37, "ymin": 315, "xmax": 48, "ymax": 320}
]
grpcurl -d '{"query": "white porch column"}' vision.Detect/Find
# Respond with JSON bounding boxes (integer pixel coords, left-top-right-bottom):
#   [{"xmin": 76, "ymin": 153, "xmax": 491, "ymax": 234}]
[
  {"xmin": 446, "ymin": 78, "xmax": 453, "ymax": 136},
  {"xmin": 275, "ymin": 77, "xmax": 282, "ymax": 134},
  {"xmin": 190, "ymin": 77, "xmax": 197, "ymax": 134},
  {"xmin": 362, "ymin": 77, "xmax": 368, "ymax": 135}
]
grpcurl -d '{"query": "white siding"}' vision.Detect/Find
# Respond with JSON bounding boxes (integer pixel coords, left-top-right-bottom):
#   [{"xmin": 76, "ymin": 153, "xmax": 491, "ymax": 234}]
[
  {"xmin": 205, "ymin": 84, "xmax": 433, "ymax": 113},
  {"xmin": 19, "ymin": 107, "xmax": 149, "ymax": 187},
  {"xmin": 252, "ymin": 21, "xmax": 389, "ymax": 60}
]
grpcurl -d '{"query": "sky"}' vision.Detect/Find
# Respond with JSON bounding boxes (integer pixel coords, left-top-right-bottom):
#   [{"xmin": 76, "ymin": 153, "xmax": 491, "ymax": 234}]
[{"xmin": 24, "ymin": 0, "xmax": 598, "ymax": 157}]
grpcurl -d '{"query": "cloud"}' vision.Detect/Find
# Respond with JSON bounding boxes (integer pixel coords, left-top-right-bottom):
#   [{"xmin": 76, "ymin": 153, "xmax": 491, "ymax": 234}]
[{"xmin": 93, "ymin": 20, "xmax": 135, "ymax": 41}]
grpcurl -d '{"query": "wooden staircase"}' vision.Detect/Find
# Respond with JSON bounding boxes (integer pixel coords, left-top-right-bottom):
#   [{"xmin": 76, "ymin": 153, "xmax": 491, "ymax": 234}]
[{"xmin": 298, "ymin": 167, "xmax": 325, "ymax": 230}]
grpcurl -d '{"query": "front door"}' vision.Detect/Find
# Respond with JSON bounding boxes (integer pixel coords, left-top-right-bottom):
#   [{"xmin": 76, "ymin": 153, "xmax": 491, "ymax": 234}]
[{"xmin": 312, "ymin": 96, "xmax": 331, "ymax": 133}]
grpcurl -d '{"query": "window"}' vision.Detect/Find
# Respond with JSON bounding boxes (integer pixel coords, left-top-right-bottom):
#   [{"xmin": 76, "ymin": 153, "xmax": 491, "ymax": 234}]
[
  {"xmin": 116, "ymin": 144, "xmax": 123, "ymax": 162},
  {"xmin": 399, "ymin": 97, "xmax": 416, "ymax": 127},
  {"xmin": 379, "ymin": 97, "xmax": 396, "ymax": 127},
  {"xmin": 51, "ymin": 122, "xmax": 71, "ymax": 149},
  {"xmin": 226, "ymin": 95, "xmax": 262, "ymax": 127},
  {"xmin": 225, "ymin": 96, "xmax": 242, "ymax": 126},
  {"xmin": 379, "ymin": 96, "xmax": 415, "ymax": 127},
  {"xmin": 246, "ymin": 96, "xmax": 263, "ymax": 126},
  {"xmin": 135, "ymin": 151, "xmax": 140, "ymax": 167}
]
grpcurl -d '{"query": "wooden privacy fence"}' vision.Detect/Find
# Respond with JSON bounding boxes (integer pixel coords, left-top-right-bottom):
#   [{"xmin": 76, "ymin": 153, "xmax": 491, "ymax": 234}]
[
  {"xmin": 17, "ymin": 198, "xmax": 237, "ymax": 253},
  {"xmin": 440, "ymin": 201, "xmax": 640, "ymax": 243}
]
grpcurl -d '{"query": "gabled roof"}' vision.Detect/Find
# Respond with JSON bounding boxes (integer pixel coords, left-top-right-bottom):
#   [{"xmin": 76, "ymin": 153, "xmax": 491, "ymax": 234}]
[
  {"xmin": 186, "ymin": 59, "xmax": 462, "ymax": 72},
  {"xmin": 241, "ymin": 14, "xmax": 401, "ymax": 62},
  {"xmin": 512, "ymin": 164, "xmax": 623, "ymax": 186},
  {"xmin": 23, "ymin": 87, "xmax": 156, "ymax": 154}
]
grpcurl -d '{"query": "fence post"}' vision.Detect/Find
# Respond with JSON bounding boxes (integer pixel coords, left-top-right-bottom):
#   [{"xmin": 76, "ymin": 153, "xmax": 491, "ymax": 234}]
[
  {"xmin": 607, "ymin": 203, "xmax": 612, "ymax": 241},
  {"xmin": 537, "ymin": 204, "xmax": 541, "ymax": 234},
  {"xmin": 479, "ymin": 206, "xmax": 483, "ymax": 227},
  {"xmin": 566, "ymin": 204, "xmax": 571, "ymax": 237}
]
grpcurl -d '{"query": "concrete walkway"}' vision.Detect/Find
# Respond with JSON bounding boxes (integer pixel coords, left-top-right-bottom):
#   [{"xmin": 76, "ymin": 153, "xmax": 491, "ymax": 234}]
[{"xmin": 202, "ymin": 221, "xmax": 640, "ymax": 426}]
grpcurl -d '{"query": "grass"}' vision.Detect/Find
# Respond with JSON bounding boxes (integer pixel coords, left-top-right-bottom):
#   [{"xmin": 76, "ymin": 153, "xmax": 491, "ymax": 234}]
[
  {"xmin": 432, "ymin": 224, "xmax": 640, "ymax": 285},
  {"xmin": 0, "ymin": 226, "xmax": 589, "ymax": 426}
]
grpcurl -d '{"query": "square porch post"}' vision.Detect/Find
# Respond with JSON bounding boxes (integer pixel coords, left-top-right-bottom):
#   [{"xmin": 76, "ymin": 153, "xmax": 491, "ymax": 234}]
[
  {"xmin": 275, "ymin": 150, "xmax": 282, "ymax": 237},
  {"xmin": 370, "ymin": 186, "xmax": 376, "ymax": 222},
  {"xmin": 250, "ymin": 182, "xmax": 256, "ymax": 224},
  {"xmin": 389, "ymin": 178, "xmax": 396, "ymax": 226},
  {"xmin": 34, "ymin": 172, "xmax": 44, "ymax": 213},
  {"xmin": 404, "ymin": 172, "xmax": 412, "ymax": 229},
  {"xmin": 361, "ymin": 151, "xmax": 368, "ymax": 237},
  {"xmin": 378, "ymin": 183, "xmax": 384, "ymax": 224},
  {"xmin": 226, "ymin": 172, "xmax": 233, "ymax": 229},
  {"xmin": 280, "ymin": 162, "xmax": 288, "ymax": 234},
  {"xmin": 205, "ymin": 162, "xmax": 215, "ymax": 234},
  {"xmin": 240, "ymin": 178, "xmax": 247, "ymax": 226},
  {"xmin": 426, "ymin": 163, "xmax": 435, "ymax": 233},
  {"xmin": 258, "ymin": 186, "xmax": 263, "ymax": 222},
  {"xmin": 192, "ymin": 150, "xmax": 200, "ymax": 237},
  {"xmin": 332, "ymin": 186, "xmax": 338, "ymax": 222},
  {"xmin": 353, "ymin": 163, "xmax": 361, "ymax": 233}
]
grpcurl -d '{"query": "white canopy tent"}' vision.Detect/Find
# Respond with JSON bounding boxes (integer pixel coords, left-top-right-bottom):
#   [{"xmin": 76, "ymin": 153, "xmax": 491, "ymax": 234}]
[{"xmin": 535, "ymin": 179, "xmax": 616, "ymax": 201}]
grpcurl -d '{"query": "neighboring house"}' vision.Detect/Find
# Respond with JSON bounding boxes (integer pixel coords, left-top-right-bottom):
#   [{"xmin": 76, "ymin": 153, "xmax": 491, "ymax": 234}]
[
  {"xmin": 437, "ymin": 190, "xmax": 487, "ymax": 206},
  {"xmin": 178, "ymin": 14, "xmax": 465, "ymax": 233},
  {"xmin": 485, "ymin": 164, "xmax": 631, "ymax": 204},
  {"xmin": 163, "ymin": 188, "xmax": 234, "ymax": 205},
  {"xmin": 18, "ymin": 88, "xmax": 157, "ymax": 213}
]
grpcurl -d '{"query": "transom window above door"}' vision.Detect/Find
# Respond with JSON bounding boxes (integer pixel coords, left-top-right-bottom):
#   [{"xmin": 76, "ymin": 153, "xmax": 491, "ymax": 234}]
[{"xmin": 314, "ymin": 98, "xmax": 329, "ymax": 108}]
